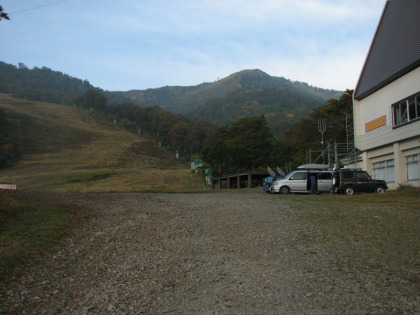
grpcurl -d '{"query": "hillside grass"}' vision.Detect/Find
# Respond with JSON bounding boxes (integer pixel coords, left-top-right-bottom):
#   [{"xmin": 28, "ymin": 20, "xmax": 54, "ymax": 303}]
[{"xmin": 0, "ymin": 94, "xmax": 209, "ymax": 192}]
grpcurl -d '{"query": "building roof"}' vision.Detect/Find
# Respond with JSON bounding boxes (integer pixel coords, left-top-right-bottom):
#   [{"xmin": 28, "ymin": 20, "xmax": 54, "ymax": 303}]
[{"xmin": 354, "ymin": 0, "xmax": 420, "ymax": 100}]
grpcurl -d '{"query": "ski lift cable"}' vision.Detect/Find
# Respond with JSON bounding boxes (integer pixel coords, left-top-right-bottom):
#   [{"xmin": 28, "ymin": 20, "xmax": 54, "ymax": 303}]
[{"xmin": 9, "ymin": 0, "xmax": 69, "ymax": 15}]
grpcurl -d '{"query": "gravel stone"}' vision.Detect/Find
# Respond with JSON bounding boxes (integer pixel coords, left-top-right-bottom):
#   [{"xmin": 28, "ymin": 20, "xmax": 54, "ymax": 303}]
[{"xmin": 0, "ymin": 190, "xmax": 418, "ymax": 314}]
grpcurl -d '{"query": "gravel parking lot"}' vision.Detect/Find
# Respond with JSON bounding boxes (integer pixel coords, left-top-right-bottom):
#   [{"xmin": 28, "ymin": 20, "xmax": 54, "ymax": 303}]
[{"xmin": 0, "ymin": 190, "xmax": 416, "ymax": 314}]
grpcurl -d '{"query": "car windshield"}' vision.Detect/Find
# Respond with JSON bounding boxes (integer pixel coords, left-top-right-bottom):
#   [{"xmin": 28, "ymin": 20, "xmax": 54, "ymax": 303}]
[{"xmin": 282, "ymin": 172, "xmax": 294, "ymax": 179}]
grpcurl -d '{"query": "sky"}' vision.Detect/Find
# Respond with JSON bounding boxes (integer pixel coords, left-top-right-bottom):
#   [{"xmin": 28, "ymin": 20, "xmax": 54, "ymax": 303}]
[{"xmin": 1, "ymin": 0, "xmax": 385, "ymax": 92}]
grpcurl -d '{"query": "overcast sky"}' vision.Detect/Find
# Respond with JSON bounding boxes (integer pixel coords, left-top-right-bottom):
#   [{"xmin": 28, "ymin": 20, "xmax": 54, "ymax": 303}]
[{"xmin": 1, "ymin": 0, "xmax": 385, "ymax": 92}]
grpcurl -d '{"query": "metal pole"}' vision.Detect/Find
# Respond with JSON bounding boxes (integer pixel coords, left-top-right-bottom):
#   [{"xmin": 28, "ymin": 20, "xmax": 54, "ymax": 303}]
[
  {"xmin": 318, "ymin": 118, "xmax": 326, "ymax": 164},
  {"xmin": 334, "ymin": 142, "xmax": 338, "ymax": 169},
  {"xmin": 327, "ymin": 142, "xmax": 331, "ymax": 168}
]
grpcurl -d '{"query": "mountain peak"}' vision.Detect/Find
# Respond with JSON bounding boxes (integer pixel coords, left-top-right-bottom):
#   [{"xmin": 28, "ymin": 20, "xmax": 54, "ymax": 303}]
[{"xmin": 223, "ymin": 69, "xmax": 270, "ymax": 81}]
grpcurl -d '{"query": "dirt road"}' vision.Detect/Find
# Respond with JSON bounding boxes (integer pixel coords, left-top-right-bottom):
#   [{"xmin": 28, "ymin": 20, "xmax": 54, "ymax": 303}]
[{"xmin": 0, "ymin": 190, "xmax": 412, "ymax": 314}]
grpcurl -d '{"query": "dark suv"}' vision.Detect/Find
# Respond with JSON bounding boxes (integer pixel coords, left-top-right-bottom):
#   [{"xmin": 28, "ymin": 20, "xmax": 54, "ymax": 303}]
[{"xmin": 332, "ymin": 168, "xmax": 388, "ymax": 195}]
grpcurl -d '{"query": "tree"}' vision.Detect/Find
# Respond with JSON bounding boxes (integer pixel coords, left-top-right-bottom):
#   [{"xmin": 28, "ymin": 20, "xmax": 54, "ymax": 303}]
[
  {"xmin": 202, "ymin": 116, "xmax": 275, "ymax": 174},
  {"xmin": 167, "ymin": 121, "xmax": 191, "ymax": 150},
  {"xmin": 0, "ymin": 6, "xmax": 10, "ymax": 21},
  {"xmin": 282, "ymin": 90, "xmax": 354, "ymax": 163},
  {"xmin": 74, "ymin": 89, "xmax": 108, "ymax": 111},
  {"xmin": 185, "ymin": 121, "xmax": 216, "ymax": 156}
]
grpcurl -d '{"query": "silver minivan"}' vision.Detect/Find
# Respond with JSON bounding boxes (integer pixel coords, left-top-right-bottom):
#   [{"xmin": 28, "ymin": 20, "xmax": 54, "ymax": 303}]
[{"xmin": 270, "ymin": 170, "xmax": 333, "ymax": 194}]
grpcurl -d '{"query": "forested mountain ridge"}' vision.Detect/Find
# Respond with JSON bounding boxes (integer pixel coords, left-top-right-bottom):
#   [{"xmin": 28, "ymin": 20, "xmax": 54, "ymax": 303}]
[
  {"xmin": 122, "ymin": 69, "xmax": 341, "ymax": 115},
  {"xmin": 0, "ymin": 62, "xmax": 342, "ymax": 137},
  {"xmin": 0, "ymin": 62, "xmax": 94, "ymax": 104},
  {"xmin": 0, "ymin": 61, "xmax": 340, "ymax": 111},
  {"xmin": 0, "ymin": 62, "xmax": 128, "ymax": 105},
  {"xmin": 188, "ymin": 87, "xmax": 324, "ymax": 136}
]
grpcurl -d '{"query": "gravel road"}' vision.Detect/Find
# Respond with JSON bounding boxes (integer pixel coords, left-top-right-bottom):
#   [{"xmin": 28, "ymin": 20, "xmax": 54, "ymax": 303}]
[{"xmin": 0, "ymin": 190, "xmax": 416, "ymax": 314}]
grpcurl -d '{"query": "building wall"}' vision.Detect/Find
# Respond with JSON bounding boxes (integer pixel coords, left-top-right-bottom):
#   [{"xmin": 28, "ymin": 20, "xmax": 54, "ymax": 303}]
[
  {"xmin": 352, "ymin": 67, "xmax": 420, "ymax": 189},
  {"xmin": 363, "ymin": 137, "xmax": 420, "ymax": 189},
  {"xmin": 354, "ymin": 67, "xmax": 420, "ymax": 152}
]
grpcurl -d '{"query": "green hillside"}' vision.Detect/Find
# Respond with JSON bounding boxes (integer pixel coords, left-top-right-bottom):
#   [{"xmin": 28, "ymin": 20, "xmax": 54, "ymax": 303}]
[
  {"xmin": 122, "ymin": 69, "xmax": 341, "ymax": 115},
  {"xmin": 0, "ymin": 94, "xmax": 207, "ymax": 192},
  {"xmin": 188, "ymin": 87, "xmax": 321, "ymax": 136},
  {"xmin": 0, "ymin": 62, "xmax": 342, "ymax": 138}
]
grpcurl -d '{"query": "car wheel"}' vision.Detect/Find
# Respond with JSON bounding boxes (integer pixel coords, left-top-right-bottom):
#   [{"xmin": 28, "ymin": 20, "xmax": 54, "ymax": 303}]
[
  {"xmin": 375, "ymin": 185, "xmax": 385, "ymax": 194},
  {"xmin": 280, "ymin": 186, "xmax": 290, "ymax": 195},
  {"xmin": 344, "ymin": 186, "xmax": 354, "ymax": 195}
]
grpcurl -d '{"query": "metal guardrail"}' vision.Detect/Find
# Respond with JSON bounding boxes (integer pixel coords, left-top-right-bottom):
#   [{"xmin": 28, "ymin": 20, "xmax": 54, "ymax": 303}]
[{"xmin": 311, "ymin": 143, "xmax": 356, "ymax": 166}]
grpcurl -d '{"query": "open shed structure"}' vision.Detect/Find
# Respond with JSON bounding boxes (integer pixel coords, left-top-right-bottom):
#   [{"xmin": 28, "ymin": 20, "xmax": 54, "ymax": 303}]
[{"xmin": 210, "ymin": 171, "xmax": 268, "ymax": 189}]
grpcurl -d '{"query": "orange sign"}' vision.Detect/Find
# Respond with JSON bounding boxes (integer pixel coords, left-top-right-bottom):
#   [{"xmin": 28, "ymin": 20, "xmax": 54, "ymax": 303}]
[{"xmin": 365, "ymin": 115, "xmax": 386, "ymax": 132}]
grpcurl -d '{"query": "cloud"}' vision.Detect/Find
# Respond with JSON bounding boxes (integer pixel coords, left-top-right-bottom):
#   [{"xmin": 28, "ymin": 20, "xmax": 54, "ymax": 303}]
[{"xmin": 0, "ymin": 0, "xmax": 385, "ymax": 91}]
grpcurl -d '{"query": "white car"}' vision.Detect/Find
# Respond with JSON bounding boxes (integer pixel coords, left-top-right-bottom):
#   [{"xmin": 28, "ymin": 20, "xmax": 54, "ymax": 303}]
[{"xmin": 270, "ymin": 170, "xmax": 333, "ymax": 194}]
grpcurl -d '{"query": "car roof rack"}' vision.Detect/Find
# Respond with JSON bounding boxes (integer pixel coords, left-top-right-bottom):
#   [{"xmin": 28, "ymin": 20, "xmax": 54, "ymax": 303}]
[
  {"xmin": 297, "ymin": 164, "xmax": 329, "ymax": 170},
  {"xmin": 335, "ymin": 168, "xmax": 363, "ymax": 171}
]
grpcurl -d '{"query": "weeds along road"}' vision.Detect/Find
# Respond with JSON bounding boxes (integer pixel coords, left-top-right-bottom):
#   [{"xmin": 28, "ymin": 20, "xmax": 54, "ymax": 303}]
[{"xmin": 0, "ymin": 190, "xmax": 417, "ymax": 314}]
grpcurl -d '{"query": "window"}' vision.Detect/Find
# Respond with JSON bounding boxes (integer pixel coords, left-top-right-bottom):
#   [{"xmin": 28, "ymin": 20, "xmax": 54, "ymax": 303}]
[
  {"xmin": 342, "ymin": 171, "xmax": 353, "ymax": 179},
  {"xmin": 290, "ymin": 172, "xmax": 305, "ymax": 180},
  {"xmin": 318, "ymin": 172, "xmax": 332, "ymax": 180},
  {"xmin": 356, "ymin": 172, "xmax": 370, "ymax": 181},
  {"xmin": 409, "ymin": 96, "xmax": 420, "ymax": 121},
  {"xmin": 406, "ymin": 154, "xmax": 420, "ymax": 181},
  {"xmin": 392, "ymin": 92, "xmax": 420, "ymax": 127},
  {"xmin": 373, "ymin": 159, "xmax": 395, "ymax": 182}
]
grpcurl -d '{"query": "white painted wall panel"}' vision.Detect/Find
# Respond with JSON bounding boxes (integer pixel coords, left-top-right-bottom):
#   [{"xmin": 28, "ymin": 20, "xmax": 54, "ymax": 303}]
[{"xmin": 354, "ymin": 67, "xmax": 420, "ymax": 151}]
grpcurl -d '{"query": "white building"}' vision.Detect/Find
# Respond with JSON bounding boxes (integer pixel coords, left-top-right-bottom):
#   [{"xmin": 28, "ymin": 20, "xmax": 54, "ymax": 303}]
[{"xmin": 352, "ymin": 0, "xmax": 420, "ymax": 189}]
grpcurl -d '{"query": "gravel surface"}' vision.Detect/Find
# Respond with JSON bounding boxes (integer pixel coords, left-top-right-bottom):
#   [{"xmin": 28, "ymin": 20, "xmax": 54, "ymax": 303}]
[{"xmin": 0, "ymin": 190, "xmax": 417, "ymax": 314}]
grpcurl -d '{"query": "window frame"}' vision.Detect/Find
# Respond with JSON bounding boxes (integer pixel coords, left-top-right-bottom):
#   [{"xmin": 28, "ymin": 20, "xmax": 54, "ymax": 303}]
[
  {"xmin": 392, "ymin": 91, "xmax": 420, "ymax": 128},
  {"xmin": 373, "ymin": 159, "xmax": 395, "ymax": 183},
  {"xmin": 406, "ymin": 153, "xmax": 420, "ymax": 181}
]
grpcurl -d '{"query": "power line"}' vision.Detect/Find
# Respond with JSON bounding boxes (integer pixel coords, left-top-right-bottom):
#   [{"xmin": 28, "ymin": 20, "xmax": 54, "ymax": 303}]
[{"xmin": 9, "ymin": 0, "xmax": 68, "ymax": 15}]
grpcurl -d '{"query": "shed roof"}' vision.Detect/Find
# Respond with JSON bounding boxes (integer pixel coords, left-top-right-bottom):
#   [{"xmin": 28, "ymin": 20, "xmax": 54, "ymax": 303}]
[{"xmin": 354, "ymin": 0, "xmax": 420, "ymax": 100}]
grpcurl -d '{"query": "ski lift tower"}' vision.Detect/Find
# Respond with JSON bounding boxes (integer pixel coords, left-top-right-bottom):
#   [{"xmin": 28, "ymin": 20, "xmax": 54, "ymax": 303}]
[{"xmin": 318, "ymin": 118, "xmax": 326, "ymax": 163}]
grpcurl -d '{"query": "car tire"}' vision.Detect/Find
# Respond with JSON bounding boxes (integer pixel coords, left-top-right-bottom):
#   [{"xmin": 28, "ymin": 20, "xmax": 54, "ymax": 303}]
[
  {"xmin": 280, "ymin": 186, "xmax": 290, "ymax": 195},
  {"xmin": 375, "ymin": 185, "xmax": 385, "ymax": 194},
  {"xmin": 344, "ymin": 186, "xmax": 354, "ymax": 195}
]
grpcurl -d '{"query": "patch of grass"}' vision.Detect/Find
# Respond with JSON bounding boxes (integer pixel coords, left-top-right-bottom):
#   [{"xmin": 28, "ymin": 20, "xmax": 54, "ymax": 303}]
[
  {"xmin": 65, "ymin": 170, "xmax": 121, "ymax": 183},
  {"xmin": 283, "ymin": 190, "xmax": 420, "ymax": 294},
  {"xmin": 0, "ymin": 191, "xmax": 74, "ymax": 282}
]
